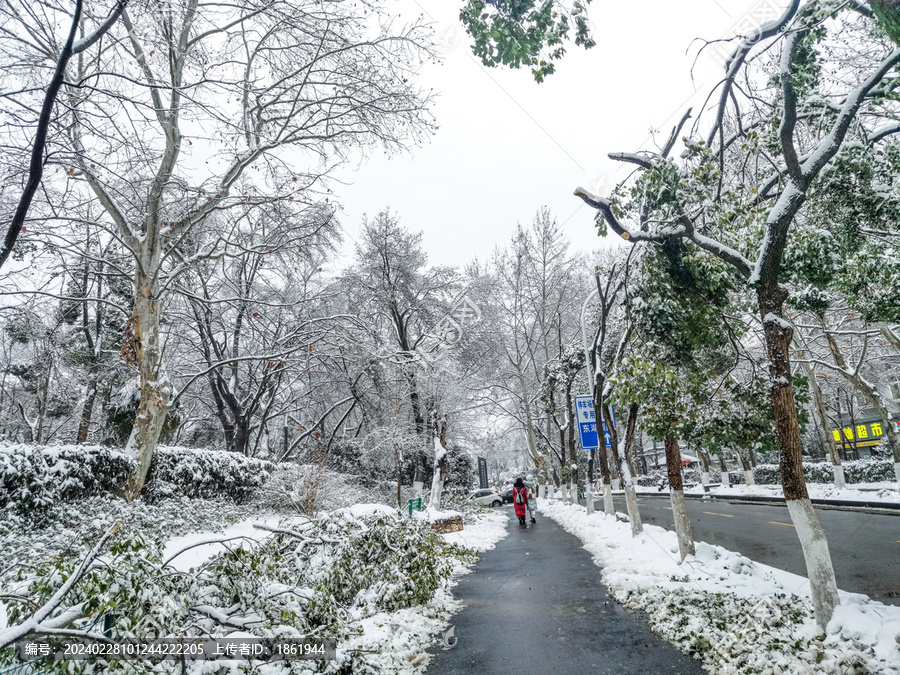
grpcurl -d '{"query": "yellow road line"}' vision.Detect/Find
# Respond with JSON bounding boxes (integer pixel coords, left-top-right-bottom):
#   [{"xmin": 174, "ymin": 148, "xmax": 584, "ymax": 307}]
[
  {"xmin": 769, "ymin": 521, "xmax": 795, "ymax": 527},
  {"xmin": 703, "ymin": 512, "xmax": 734, "ymax": 518}
]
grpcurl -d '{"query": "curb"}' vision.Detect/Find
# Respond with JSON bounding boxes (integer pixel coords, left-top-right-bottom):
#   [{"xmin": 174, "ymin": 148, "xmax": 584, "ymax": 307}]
[{"xmin": 634, "ymin": 491, "xmax": 900, "ymax": 514}]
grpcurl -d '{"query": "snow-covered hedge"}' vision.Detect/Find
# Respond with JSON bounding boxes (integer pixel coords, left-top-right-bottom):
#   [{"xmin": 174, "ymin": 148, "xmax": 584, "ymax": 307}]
[
  {"xmin": 144, "ymin": 446, "xmax": 274, "ymax": 502},
  {"xmin": 0, "ymin": 444, "xmax": 134, "ymax": 518},
  {"xmin": 635, "ymin": 467, "xmax": 732, "ymax": 487},
  {"xmin": 0, "ymin": 444, "xmax": 275, "ymax": 519},
  {"xmin": 752, "ymin": 459, "xmax": 895, "ymax": 485},
  {"xmin": 634, "ymin": 458, "xmax": 895, "ymax": 488}
]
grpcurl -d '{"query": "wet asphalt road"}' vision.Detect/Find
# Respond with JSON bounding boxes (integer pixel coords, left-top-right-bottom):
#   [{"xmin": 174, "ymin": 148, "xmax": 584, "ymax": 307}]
[
  {"xmin": 426, "ymin": 507, "xmax": 703, "ymax": 675},
  {"xmin": 612, "ymin": 493, "xmax": 900, "ymax": 606}
]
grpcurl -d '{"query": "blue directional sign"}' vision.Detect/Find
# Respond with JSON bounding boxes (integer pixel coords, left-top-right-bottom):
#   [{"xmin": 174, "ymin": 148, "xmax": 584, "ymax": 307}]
[
  {"xmin": 574, "ymin": 396, "xmax": 599, "ymax": 450},
  {"xmin": 600, "ymin": 404, "xmax": 616, "ymax": 449}
]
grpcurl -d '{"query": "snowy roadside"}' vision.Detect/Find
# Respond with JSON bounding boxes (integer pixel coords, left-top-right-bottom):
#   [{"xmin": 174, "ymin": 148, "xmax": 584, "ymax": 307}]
[
  {"xmin": 335, "ymin": 508, "xmax": 508, "ymax": 674},
  {"xmin": 541, "ymin": 499, "xmax": 900, "ymax": 675},
  {"xmin": 635, "ymin": 482, "xmax": 900, "ymax": 505}
]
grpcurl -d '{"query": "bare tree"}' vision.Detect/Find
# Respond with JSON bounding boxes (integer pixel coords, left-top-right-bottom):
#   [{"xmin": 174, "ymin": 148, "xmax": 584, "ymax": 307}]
[{"xmin": 1, "ymin": 0, "xmax": 436, "ymax": 498}]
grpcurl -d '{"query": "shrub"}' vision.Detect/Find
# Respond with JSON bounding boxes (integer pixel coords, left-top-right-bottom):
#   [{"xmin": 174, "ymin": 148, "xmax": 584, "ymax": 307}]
[
  {"xmin": 317, "ymin": 512, "xmax": 475, "ymax": 612},
  {"xmin": 0, "ymin": 509, "xmax": 476, "ymax": 674},
  {"xmin": 0, "ymin": 444, "xmax": 275, "ymax": 520},
  {"xmin": 752, "ymin": 458, "xmax": 896, "ymax": 485},
  {"xmin": 143, "ymin": 446, "xmax": 274, "ymax": 502},
  {"xmin": 0, "ymin": 444, "xmax": 135, "ymax": 519}
]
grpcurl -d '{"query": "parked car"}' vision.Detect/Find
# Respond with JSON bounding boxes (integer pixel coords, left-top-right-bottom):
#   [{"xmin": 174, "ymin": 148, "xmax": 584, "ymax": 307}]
[
  {"xmin": 468, "ymin": 489, "xmax": 503, "ymax": 507},
  {"xmin": 500, "ymin": 487, "xmax": 514, "ymax": 504}
]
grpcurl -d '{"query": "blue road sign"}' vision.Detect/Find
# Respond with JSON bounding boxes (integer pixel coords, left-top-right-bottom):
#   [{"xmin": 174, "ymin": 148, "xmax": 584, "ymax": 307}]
[{"xmin": 574, "ymin": 396, "xmax": 599, "ymax": 450}]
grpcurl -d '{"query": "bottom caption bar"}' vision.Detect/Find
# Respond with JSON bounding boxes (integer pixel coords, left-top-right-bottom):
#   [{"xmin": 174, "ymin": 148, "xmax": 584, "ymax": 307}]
[{"xmin": 18, "ymin": 638, "xmax": 336, "ymax": 661}]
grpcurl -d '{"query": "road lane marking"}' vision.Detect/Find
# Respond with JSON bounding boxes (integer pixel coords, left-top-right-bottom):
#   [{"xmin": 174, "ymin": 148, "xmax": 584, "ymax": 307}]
[
  {"xmin": 769, "ymin": 521, "xmax": 795, "ymax": 527},
  {"xmin": 703, "ymin": 512, "xmax": 734, "ymax": 518},
  {"xmin": 663, "ymin": 506, "xmax": 672, "ymax": 510}
]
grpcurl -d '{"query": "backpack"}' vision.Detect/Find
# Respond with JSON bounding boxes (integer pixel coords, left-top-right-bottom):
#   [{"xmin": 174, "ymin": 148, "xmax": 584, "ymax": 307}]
[{"xmin": 515, "ymin": 488, "xmax": 523, "ymax": 504}]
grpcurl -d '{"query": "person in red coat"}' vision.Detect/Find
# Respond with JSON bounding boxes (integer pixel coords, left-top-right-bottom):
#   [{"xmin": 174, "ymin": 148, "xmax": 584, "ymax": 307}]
[{"xmin": 512, "ymin": 477, "xmax": 528, "ymax": 526}]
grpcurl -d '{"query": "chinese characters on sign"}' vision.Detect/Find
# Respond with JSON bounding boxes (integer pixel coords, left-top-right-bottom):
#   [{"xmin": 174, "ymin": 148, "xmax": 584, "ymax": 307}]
[
  {"xmin": 830, "ymin": 419, "xmax": 899, "ymax": 449},
  {"xmin": 573, "ymin": 396, "xmax": 599, "ymax": 450}
]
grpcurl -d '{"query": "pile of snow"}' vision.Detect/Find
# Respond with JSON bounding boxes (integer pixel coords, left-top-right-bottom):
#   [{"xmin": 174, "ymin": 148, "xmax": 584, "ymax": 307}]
[
  {"xmin": 541, "ymin": 499, "xmax": 900, "ymax": 674},
  {"xmin": 162, "ymin": 514, "xmax": 288, "ymax": 572}
]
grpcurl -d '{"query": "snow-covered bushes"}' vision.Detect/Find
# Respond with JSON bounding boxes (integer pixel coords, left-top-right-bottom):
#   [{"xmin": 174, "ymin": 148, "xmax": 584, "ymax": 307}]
[
  {"xmin": 317, "ymin": 511, "xmax": 475, "ymax": 614},
  {"xmin": 144, "ymin": 446, "xmax": 274, "ymax": 502},
  {"xmin": 635, "ymin": 457, "xmax": 895, "ymax": 488},
  {"xmin": 753, "ymin": 459, "xmax": 895, "ymax": 486},
  {"xmin": 0, "ymin": 509, "xmax": 476, "ymax": 674},
  {"xmin": 0, "ymin": 444, "xmax": 276, "ymax": 521},
  {"xmin": 0, "ymin": 444, "xmax": 134, "ymax": 518}
]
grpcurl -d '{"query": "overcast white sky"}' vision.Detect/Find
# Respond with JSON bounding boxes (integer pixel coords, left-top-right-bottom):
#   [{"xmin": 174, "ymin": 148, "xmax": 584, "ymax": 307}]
[{"xmin": 332, "ymin": 0, "xmax": 778, "ymax": 268}]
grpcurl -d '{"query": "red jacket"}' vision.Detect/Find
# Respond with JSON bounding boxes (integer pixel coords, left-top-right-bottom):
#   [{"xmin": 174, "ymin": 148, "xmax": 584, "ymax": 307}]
[{"xmin": 513, "ymin": 486, "xmax": 528, "ymax": 517}]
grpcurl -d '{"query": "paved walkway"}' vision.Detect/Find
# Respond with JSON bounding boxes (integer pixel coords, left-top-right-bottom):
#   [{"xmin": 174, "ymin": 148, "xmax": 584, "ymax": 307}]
[{"xmin": 427, "ymin": 507, "xmax": 703, "ymax": 674}]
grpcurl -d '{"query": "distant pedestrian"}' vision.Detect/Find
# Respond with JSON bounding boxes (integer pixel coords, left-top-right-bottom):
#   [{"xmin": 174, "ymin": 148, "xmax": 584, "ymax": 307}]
[
  {"xmin": 512, "ymin": 477, "xmax": 528, "ymax": 525},
  {"xmin": 526, "ymin": 485, "xmax": 537, "ymax": 523}
]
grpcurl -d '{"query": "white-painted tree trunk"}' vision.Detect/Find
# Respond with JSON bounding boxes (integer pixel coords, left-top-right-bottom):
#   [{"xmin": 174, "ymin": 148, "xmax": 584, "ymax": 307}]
[
  {"xmin": 894, "ymin": 461, "xmax": 900, "ymax": 484},
  {"xmin": 569, "ymin": 478, "xmax": 576, "ymax": 504},
  {"xmin": 700, "ymin": 471, "xmax": 710, "ymax": 486},
  {"xmin": 669, "ymin": 487, "xmax": 695, "ymax": 561},
  {"xmin": 744, "ymin": 469, "xmax": 755, "ymax": 486},
  {"xmin": 429, "ymin": 436, "xmax": 447, "ymax": 510},
  {"xmin": 832, "ymin": 464, "xmax": 846, "ymax": 489},
  {"xmin": 585, "ymin": 487, "xmax": 594, "ymax": 515},
  {"xmin": 602, "ymin": 483, "xmax": 614, "ymax": 515},
  {"xmin": 611, "ymin": 477, "xmax": 620, "ymax": 490},
  {"xmin": 722, "ymin": 471, "xmax": 730, "ymax": 487},
  {"xmin": 785, "ymin": 498, "xmax": 839, "ymax": 631},
  {"xmin": 624, "ymin": 485, "xmax": 642, "ymax": 536}
]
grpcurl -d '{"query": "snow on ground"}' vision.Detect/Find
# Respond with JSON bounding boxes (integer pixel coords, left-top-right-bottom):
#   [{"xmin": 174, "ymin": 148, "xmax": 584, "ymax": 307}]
[
  {"xmin": 335, "ymin": 508, "xmax": 508, "ymax": 674},
  {"xmin": 161, "ymin": 513, "xmax": 289, "ymax": 572},
  {"xmin": 541, "ymin": 498, "xmax": 900, "ymax": 674},
  {"xmin": 635, "ymin": 482, "xmax": 900, "ymax": 505},
  {"xmin": 440, "ymin": 508, "xmax": 508, "ymax": 553}
]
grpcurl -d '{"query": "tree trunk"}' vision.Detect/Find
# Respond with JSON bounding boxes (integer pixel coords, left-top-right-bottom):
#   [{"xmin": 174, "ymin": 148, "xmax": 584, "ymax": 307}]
[
  {"xmin": 799, "ymin": 353, "xmax": 845, "ymax": 487},
  {"xmin": 620, "ymin": 403, "xmax": 643, "ymax": 535},
  {"xmin": 697, "ymin": 446, "xmax": 712, "ymax": 486},
  {"xmin": 664, "ymin": 435, "xmax": 694, "ymax": 560},
  {"xmin": 718, "ymin": 450, "xmax": 729, "ymax": 486},
  {"xmin": 733, "ymin": 447, "xmax": 755, "ymax": 485},
  {"xmin": 761, "ymin": 299, "xmax": 838, "ymax": 630},
  {"xmin": 408, "ymin": 371, "xmax": 427, "ymax": 497},
  {"xmin": 429, "ymin": 424, "xmax": 448, "ymax": 511},
  {"xmin": 122, "ymin": 274, "xmax": 171, "ymax": 501},
  {"xmin": 566, "ymin": 386, "xmax": 577, "ymax": 504},
  {"xmin": 75, "ymin": 379, "xmax": 97, "ymax": 444},
  {"xmin": 823, "ymin": 330, "xmax": 900, "ymax": 483}
]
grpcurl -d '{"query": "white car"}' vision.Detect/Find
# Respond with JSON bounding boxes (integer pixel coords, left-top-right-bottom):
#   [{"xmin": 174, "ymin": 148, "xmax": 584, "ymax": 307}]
[{"xmin": 468, "ymin": 489, "xmax": 503, "ymax": 507}]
